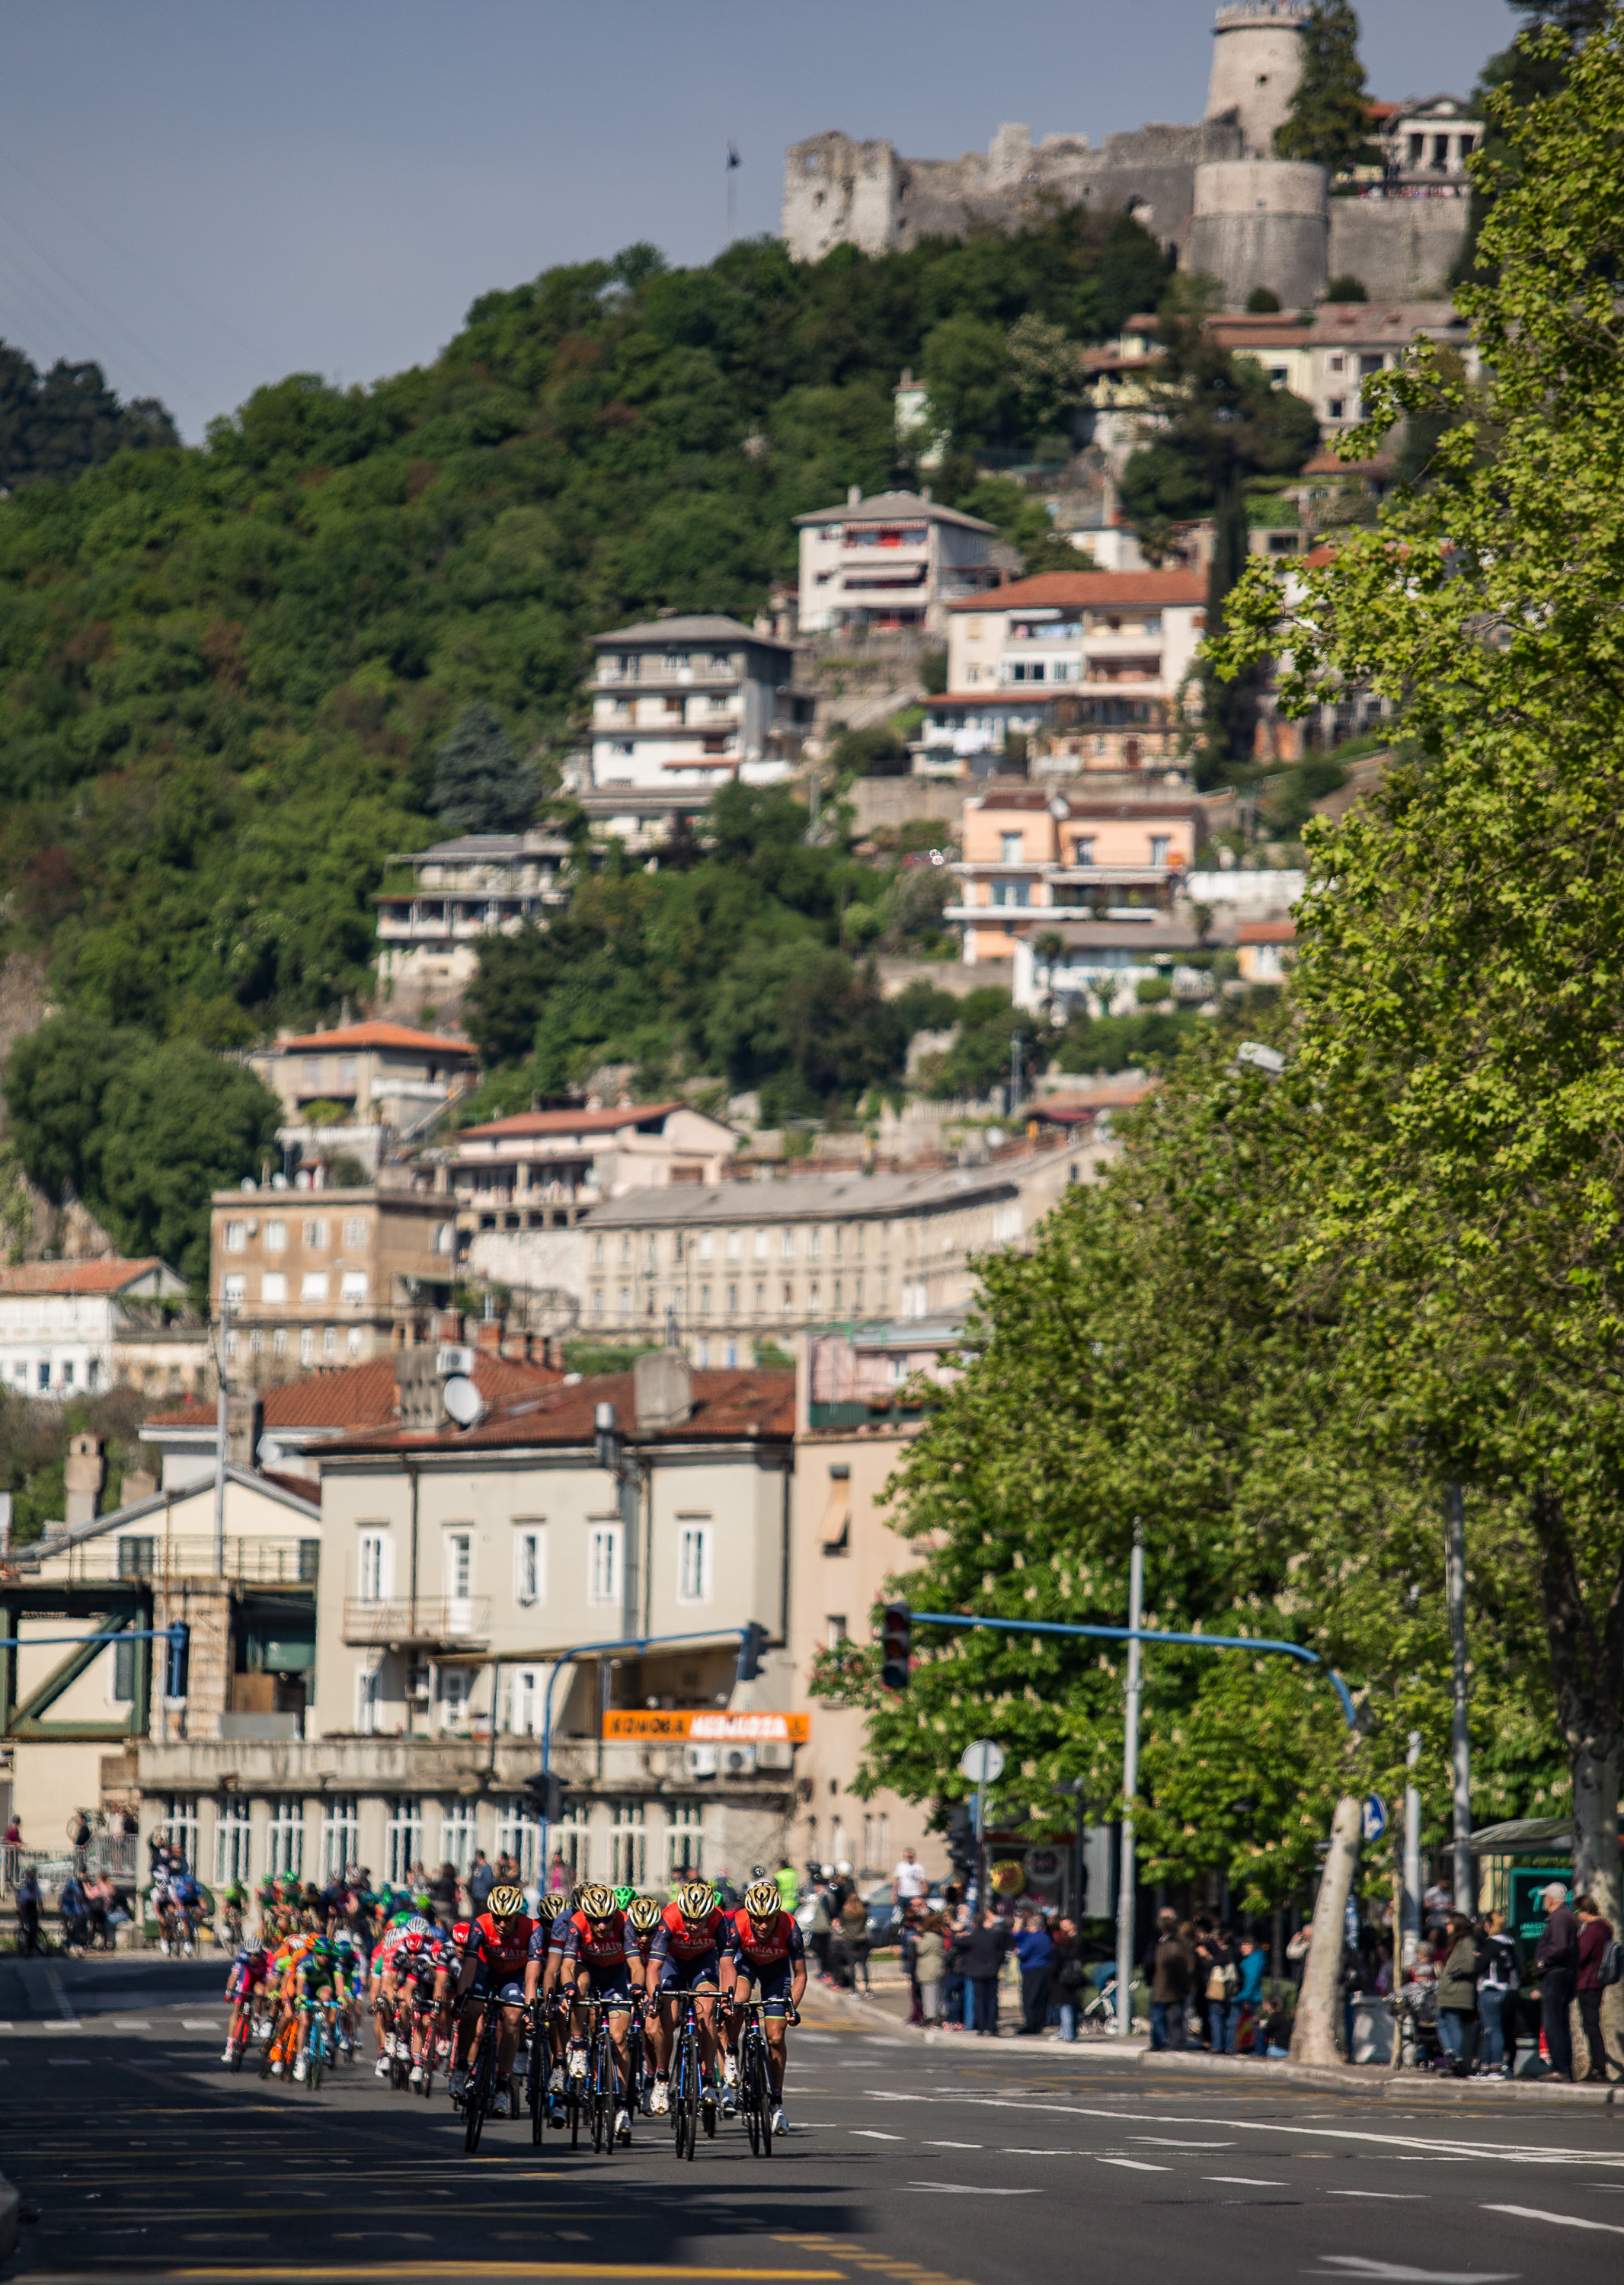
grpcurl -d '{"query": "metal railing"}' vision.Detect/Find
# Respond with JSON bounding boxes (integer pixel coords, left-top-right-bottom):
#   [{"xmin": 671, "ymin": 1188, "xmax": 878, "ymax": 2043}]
[
  {"xmin": 341, "ymin": 1596, "xmax": 491, "ymax": 1647},
  {"xmin": 2, "ymin": 1834, "xmax": 140, "ymax": 1895},
  {"xmin": 38, "ymin": 1537, "xmax": 319, "ymax": 1587}
]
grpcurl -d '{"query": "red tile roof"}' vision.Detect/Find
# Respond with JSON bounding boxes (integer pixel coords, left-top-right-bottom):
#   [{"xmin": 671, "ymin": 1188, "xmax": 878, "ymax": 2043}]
[
  {"xmin": 1238, "ymin": 920, "xmax": 1297, "ymax": 944},
  {"xmin": 0, "ymin": 1258, "xmax": 167, "ymax": 1297},
  {"xmin": 321, "ymin": 1368, "xmax": 796, "ymax": 1457},
  {"xmin": 141, "ymin": 1352, "xmax": 561, "ymax": 1437},
  {"xmin": 459, "ymin": 1102, "xmax": 686, "ymax": 1142},
  {"xmin": 269, "ymin": 1022, "xmax": 475, "ymax": 1058},
  {"xmin": 949, "ymin": 572, "xmax": 1207, "ymax": 612}
]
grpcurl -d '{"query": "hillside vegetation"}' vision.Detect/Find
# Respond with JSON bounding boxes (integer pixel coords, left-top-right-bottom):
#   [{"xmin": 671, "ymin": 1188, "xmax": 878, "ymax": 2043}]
[{"xmin": 0, "ymin": 211, "xmax": 1168, "ymax": 1054}]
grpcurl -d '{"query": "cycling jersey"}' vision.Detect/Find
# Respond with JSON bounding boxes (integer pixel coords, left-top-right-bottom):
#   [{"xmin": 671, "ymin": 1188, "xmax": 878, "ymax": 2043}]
[
  {"xmin": 724, "ymin": 1909, "xmax": 804, "ymax": 1971},
  {"xmin": 546, "ymin": 1908, "xmax": 631, "ymax": 1969},
  {"xmin": 650, "ymin": 1903, "xmax": 728, "ymax": 1964},
  {"xmin": 227, "ymin": 1948, "xmax": 270, "ymax": 1999},
  {"xmin": 466, "ymin": 1909, "xmax": 537, "ymax": 1979},
  {"xmin": 370, "ymin": 1928, "xmax": 413, "ymax": 1982}
]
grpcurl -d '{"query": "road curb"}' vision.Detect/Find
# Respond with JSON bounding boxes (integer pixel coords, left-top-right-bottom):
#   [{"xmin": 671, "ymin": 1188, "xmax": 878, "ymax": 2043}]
[{"xmin": 807, "ymin": 1987, "xmax": 1620, "ymax": 2104}]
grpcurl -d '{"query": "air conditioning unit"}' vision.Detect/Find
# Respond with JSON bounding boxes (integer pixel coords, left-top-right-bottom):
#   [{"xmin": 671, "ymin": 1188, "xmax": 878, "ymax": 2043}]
[
  {"xmin": 683, "ymin": 1744, "xmax": 720, "ymax": 1780},
  {"xmin": 436, "ymin": 1344, "xmax": 476, "ymax": 1379},
  {"xmin": 720, "ymin": 1744, "xmax": 757, "ymax": 1778},
  {"xmin": 756, "ymin": 1741, "xmax": 793, "ymax": 1772}
]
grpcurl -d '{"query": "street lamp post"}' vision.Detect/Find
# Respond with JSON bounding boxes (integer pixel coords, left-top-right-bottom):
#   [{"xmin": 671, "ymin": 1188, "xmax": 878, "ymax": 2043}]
[{"xmin": 1114, "ymin": 1533, "xmax": 1144, "ymax": 2039}]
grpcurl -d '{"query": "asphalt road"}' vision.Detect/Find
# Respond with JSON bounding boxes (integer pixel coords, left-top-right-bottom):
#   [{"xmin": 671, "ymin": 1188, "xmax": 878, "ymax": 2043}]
[{"xmin": 2, "ymin": 1957, "xmax": 1624, "ymax": 2283}]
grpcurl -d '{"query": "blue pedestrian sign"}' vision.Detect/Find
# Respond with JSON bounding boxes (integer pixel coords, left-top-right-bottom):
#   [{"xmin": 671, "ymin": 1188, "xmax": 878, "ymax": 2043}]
[{"xmin": 1361, "ymin": 1794, "xmax": 1387, "ymax": 1843}]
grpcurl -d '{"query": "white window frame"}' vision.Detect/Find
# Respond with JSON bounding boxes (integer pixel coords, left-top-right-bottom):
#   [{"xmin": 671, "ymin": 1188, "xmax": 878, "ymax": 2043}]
[
  {"xmin": 355, "ymin": 1660, "xmax": 382, "ymax": 1736},
  {"xmin": 385, "ymin": 1796, "xmax": 423, "ymax": 1887},
  {"xmin": 222, "ymin": 1272, "xmax": 246, "ymax": 1305},
  {"xmin": 553, "ymin": 1807, "xmax": 591, "ymax": 1884},
  {"xmin": 495, "ymin": 1798, "xmax": 540, "ymax": 1883},
  {"xmin": 266, "ymin": 1799, "xmax": 305, "ymax": 1879},
  {"xmin": 301, "ymin": 1270, "xmax": 330, "ymax": 1302},
  {"xmin": 438, "ymin": 1666, "xmax": 473, "ymax": 1731},
  {"xmin": 610, "ymin": 1802, "xmax": 646, "ymax": 1887},
  {"xmin": 340, "ymin": 1271, "xmax": 369, "ymax": 1303},
  {"xmin": 514, "ymin": 1525, "xmax": 545, "ymax": 1607},
  {"xmin": 321, "ymin": 1795, "xmax": 359, "ymax": 1881},
  {"xmin": 440, "ymin": 1800, "xmax": 476, "ymax": 1875},
  {"xmin": 264, "ymin": 1219, "xmax": 287, "ymax": 1251},
  {"xmin": 214, "ymin": 1798, "xmax": 251, "ymax": 1887},
  {"xmin": 156, "ymin": 1795, "xmax": 199, "ymax": 1872},
  {"xmin": 357, "ymin": 1531, "xmax": 391, "ymax": 1604},
  {"xmin": 588, "ymin": 1524, "xmax": 622, "ymax": 1606},
  {"xmin": 444, "ymin": 1529, "xmax": 474, "ymax": 1600},
  {"xmin": 667, "ymin": 1801, "xmax": 705, "ymax": 1879},
  {"xmin": 261, "ymin": 1272, "xmax": 288, "ymax": 1304},
  {"xmin": 508, "ymin": 1666, "xmax": 543, "ymax": 1737},
  {"xmin": 677, "ymin": 1523, "xmax": 711, "ymax": 1606}
]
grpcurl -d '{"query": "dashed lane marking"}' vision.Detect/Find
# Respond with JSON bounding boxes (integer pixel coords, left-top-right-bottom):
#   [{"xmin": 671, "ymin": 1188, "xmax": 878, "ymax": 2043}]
[
  {"xmin": 1207, "ymin": 2177, "xmax": 1289, "ymax": 2188},
  {"xmin": 1484, "ymin": 2204, "xmax": 1624, "ymax": 2238}
]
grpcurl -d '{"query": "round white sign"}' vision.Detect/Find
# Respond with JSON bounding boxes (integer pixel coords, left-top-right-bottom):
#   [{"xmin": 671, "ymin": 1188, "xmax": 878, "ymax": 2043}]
[{"xmin": 959, "ymin": 1739, "xmax": 1005, "ymax": 1785}]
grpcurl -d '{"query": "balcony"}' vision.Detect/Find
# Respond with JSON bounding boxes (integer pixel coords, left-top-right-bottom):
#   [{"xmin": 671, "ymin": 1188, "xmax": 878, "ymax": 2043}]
[
  {"xmin": 28, "ymin": 1534, "xmax": 319, "ymax": 1587},
  {"xmin": 341, "ymin": 1596, "xmax": 491, "ymax": 1648}
]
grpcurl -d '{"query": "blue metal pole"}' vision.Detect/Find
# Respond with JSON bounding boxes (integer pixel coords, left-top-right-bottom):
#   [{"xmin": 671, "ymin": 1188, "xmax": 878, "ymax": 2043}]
[{"xmin": 907, "ymin": 1611, "xmax": 1357, "ymax": 1728}]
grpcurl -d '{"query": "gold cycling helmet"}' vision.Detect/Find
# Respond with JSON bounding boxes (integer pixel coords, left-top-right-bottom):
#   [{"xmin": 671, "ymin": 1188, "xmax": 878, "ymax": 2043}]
[
  {"xmin": 744, "ymin": 1880, "xmax": 780, "ymax": 1922},
  {"xmin": 577, "ymin": 1884, "xmax": 617, "ymax": 1922},
  {"xmin": 488, "ymin": 1885, "xmax": 526, "ymax": 1920},
  {"xmin": 625, "ymin": 1897, "xmax": 662, "ymax": 1933},
  {"xmin": 678, "ymin": 1881, "xmax": 718, "ymax": 1923},
  {"xmin": 537, "ymin": 1893, "xmax": 567, "ymax": 1923}
]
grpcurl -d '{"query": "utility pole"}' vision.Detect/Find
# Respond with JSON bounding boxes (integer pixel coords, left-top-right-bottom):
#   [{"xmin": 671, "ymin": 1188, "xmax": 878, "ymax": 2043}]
[
  {"xmin": 213, "ymin": 1302, "xmax": 230, "ymax": 1576},
  {"xmin": 1445, "ymin": 1484, "xmax": 1473, "ymax": 1910},
  {"xmin": 1402, "ymin": 1728, "xmax": 1422, "ymax": 1969},
  {"xmin": 1114, "ymin": 1529, "xmax": 1144, "ymax": 2037}
]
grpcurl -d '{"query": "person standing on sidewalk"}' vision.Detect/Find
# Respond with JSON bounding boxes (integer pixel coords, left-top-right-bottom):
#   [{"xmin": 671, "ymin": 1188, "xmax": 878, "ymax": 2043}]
[
  {"xmin": 1434, "ymin": 1914, "xmax": 1479, "ymax": 2076},
  {"xmin": 1475, "ymin": 1909, "xmax": 1520, "ymax": 2079},
  {"xmin": 1012, "ymin": 1912, "xmax": 1054, "ymax": 2036},
  {"xmin": 1574, "ymin": 1895, "xmax": 1618, "ymax": 2084},
  {"xmin": 1051, "ymin": 1919, "xmax": 1084, "ymax": 2043},
  {"xmin": 953, "ymin": 1913, "xmax": 1012, "ymax": 2037},
  {"xmin": 915, "ymin": 1913, "xmax": 946, "ymax": 2028},
  {"xmin": 1533, "ymin": 1882, "xmax": 1580, "ymax": 2082},
  {"xmin": 1149, "ymin": 1911, "xmax": 1194, "ymax": 2052},
  {"xmin": 1236, "ymin": 1933, "xmax": 1267, "ymax": 2054},
  {"xmin": 1202, "ymin": 1926, "xmax": 1240, "ymax": 2052}
]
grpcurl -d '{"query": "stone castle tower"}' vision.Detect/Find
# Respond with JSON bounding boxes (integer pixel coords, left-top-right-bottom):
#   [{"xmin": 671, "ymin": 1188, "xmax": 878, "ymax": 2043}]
[{"xmin": 1204, "ymin": 0, "xmax": 1312, "ymax": 159}]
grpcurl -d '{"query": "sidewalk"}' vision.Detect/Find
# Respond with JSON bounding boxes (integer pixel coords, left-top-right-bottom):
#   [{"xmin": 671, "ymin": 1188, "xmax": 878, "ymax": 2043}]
[{"xmin": 807, "ymin": 1981, "xmax": 1621, "ymax": 2105}]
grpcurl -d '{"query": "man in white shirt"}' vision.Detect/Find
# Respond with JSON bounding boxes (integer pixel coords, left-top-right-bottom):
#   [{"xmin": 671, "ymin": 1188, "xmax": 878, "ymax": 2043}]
[{"xmin": 894, "ymin": 1849, "xmax": 928, "ymax": 1908}]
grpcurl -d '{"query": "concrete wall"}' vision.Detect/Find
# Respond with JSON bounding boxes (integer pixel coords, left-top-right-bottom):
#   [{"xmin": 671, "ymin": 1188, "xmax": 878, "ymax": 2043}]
[
  {"xmin": 1328, "ymin": 198, "xmax": 1469, "ymax": 301},
  {"xmin": 1188, "ymin": 159, "xmax": 1329, "ymax": 308}
]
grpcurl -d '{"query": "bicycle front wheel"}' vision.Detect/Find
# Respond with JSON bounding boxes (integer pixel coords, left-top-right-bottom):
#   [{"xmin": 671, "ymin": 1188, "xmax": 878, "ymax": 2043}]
[{"xmin": 753, "ymin": 2041, "xmax": 773, "ymax": 2157}]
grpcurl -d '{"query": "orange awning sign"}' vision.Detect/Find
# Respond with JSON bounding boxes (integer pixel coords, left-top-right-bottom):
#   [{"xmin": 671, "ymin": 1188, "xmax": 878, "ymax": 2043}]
[{"xmin": 603, "ymin": 1709, "xmax": 810, "ymax": 1743}]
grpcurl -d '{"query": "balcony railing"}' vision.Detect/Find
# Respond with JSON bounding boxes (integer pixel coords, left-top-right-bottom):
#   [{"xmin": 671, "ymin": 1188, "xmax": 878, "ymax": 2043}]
[{"xmin": 342, "ymin": 1596, "xmax": 491, "ymax": 1647}]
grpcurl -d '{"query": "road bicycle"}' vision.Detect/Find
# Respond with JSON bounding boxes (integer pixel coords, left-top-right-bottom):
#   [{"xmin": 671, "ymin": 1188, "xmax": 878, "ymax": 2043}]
[
  {"xmin": 576, "ymin": 1996, "xmax": 622, "ymax": 2156},
  {"xmin": 525, "ymin": 1998, "xmax": 557, "ymax": 2146},
  {"xmin": 734, "ymin": 1999, "xmax": 775, "ymax": 2159},
  {"xmin": 626, "ymin": 1996, "xmax": 651, "ymax": 2115},
  {"xmin": 667, "ymin": 1987, "xmax": 716, "ymax": 2162},
  {"xmin": 301, "ymin": 1995, "xmax": 337, "ymax": 2092},
  {"xmin": 460, "ymin": 1994, "xmax": 504, "ymax": 2155},
  {"xmin": 409, "ymin": 1992, "xmax": 448, "ymax": 2097}
]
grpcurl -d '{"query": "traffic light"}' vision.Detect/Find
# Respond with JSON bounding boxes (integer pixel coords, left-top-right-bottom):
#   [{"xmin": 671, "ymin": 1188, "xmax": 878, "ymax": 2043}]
[
  {"xmin": 879, "ymin": 1601, "xmax": 912, "ymax": 1692},
  {"xmin": 946, "ymin": 1804, "xmax": 977, "ymax": 1880},
  {"xmin": 165, "ymin": 1622, "xmax": 190, "ymax": 1700},
  {"xmin": 524, "ymin": 1770, "xmax": 568, "ymax": 1824},
  {"xmin": 737, "ymin": 1622, "xmax": 768, "ymax": 1684}
]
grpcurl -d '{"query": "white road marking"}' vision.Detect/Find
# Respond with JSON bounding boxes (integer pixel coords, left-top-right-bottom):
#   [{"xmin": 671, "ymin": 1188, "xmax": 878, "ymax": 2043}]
[
  {"xmin": 1098, "ymin": 2158, "xmax": 1168, "ymax": 2172},
  {"xmin": 181, "ymin": 2018, "xmax": 219, "ymax": 2029},
  {"xmin": 1485, "ymin": 2204, "xmax": 1624, "ymax": 2238},
  {"xmin": 1135, "ymin": 2137, "xmax": 1236, "ymax": 2148},
  {"xmin": 1002, "ymin": 2148, "xmax": 1076, "ymax": 2156},
  {"xmin": 43, "ymin": 1967, "xmax": 75, "ymax": 2023},
  {"xmin": 112, "ymin": 2021, "xmax": 151, "ymax": 2030},
  {"xmin": 1331, "ymin": 2192, "xmax": 1427, "ymax": 2201},
  {"xmin": 925, "ymin": 2141, "xmax": 982, "ymax": 2149},
  {"xmin": 1208, "ymin": 2177, "xmax": 1289, "ymax": 2188},
  {"xmin": 851, "ymin": 2130, "xmax": 904, "ymax": 2140},
  {"xmin": 906, "ymin": 2184, "xmax": 1040, "ymax": 2197},
  {"xmin": 1309, "ymin": 2264, "xmax": 1515, "ymax": 2283}
]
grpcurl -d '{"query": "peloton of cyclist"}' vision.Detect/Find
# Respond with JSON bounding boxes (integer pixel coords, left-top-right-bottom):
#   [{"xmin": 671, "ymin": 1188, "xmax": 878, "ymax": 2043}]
[
  {"xmin": 366, "ymin": 1911, "xmax": 426, "ymax": 2076},
  {"xmin": 534, "ymin": 1882, "xmax": 641, "ymax": 2145},
  {"xmin": 722, "ymin": 1878, "xmax": 806, "ymax": 2137},
  {"xmin": 289, "ymin": 1933, "xmax": 350, "ymax": 2082},
  {"xmin": 645, "ymin": 1881, "xmax": 728, "ymax": 2124},
  {"xmin": 451, "ymin": 1884, "xmax": 535, "ymax": 2118}
]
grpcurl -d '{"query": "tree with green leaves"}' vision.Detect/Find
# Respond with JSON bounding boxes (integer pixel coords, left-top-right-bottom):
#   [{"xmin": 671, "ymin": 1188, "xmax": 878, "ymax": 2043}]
[
  {"xmin": 1120, "ymin": 306, "xmax": 1317, "ymax": 780},
  {"xmin": 429, "ymin": 703, "xmax": 540, "ymax": 836},
  {"xmin": 1274, "ymin": 2, "xmax": 1379, "ymax": 176},
  {"xmin": 1216, "ymin": 8, "xmax": 1624, "ymax": 1923},
  {"xmin": 0, "ymin": 343, "xmax": 177, "ymax": 490}
]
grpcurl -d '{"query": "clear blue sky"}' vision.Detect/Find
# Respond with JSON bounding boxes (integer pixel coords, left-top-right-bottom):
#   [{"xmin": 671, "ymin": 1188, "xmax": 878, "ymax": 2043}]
[{"xmin": 0, "ymin": 1, "xmax": 1515, "ymax": 441}]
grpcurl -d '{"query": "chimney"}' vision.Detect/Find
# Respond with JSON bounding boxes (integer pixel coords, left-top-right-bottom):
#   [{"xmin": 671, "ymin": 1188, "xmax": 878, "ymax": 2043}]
[
  {"xmin": 472, "ymin": 1318, "xmax": 504, "ymax": 1357},
  {"xmin": 64, "ymin": 1434, "xmax": 106, "ymax": 1529},
  {"xmin": 634, "ymin": 1348, "xmax": 692, "ymax": 1433},
  {"xmin": 847, "ymin": 484, "xmax": 862, "ymax": 507}
]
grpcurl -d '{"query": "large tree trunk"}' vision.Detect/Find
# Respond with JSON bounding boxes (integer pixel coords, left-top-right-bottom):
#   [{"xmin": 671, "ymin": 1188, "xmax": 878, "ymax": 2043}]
[
  {"xmin": 1531, "ymin": 1485, "xmax": 1624, "ymax": 1931},
  {"xmin": 1290, "ymin": 1793, "xmax": 1362, "ymax": 2069}
]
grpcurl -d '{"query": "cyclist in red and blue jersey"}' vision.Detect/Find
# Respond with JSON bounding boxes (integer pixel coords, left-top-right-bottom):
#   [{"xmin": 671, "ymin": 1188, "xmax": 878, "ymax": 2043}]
[
  {"xmin": 646, "ymin": 1881, "xmax": 728, "ymax": 2121},
  {"xmin": 452, "ymin": 1887, "xmax": 535, "ymax": 2118},
  {"xmin": 221, "ymin": 1941, "xmax": 272, "ymax": 2065},
  {"xmin": 533, "ymin": 1884, "xmax": 640, "ymax": 2144},
  {"xmin": 722, "ymin": 1879, "xmax": 806, "ymax": 2136}
]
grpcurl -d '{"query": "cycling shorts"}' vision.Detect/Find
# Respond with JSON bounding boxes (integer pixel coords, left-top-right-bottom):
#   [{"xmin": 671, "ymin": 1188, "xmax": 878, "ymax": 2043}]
[
  {"xmin": 576, "ymin": 1960, "xmax": 634, "ymax": 2005},
  {"xmin": 658, "ymin": 1949, "xmax": 720, "ymax": 1994},
  {"xmin": 730, "ymin": 1957, "xmax": 795, "ymax": 2013},
  {"xmin": 484, "ymin": 1976, "xmax": 526, "ymax": 2009}
]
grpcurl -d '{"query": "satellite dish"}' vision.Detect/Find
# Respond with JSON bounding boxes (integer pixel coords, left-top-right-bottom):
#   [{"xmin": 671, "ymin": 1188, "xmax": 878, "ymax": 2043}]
[
  {"xmin": 257, "ymin": 1434, "xmax": 284, "ymax": 1467},
  {"xmin": 442, "ymin": 1376, "xmax": 486, "ymax": 1429}
]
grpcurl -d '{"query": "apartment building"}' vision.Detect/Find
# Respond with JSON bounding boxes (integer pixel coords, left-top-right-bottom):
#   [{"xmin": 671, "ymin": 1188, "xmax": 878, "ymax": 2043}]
[
  {"xmin": 577, "ymin": 1149, "xmax": 1087, "ymax": 1366},
  {"xmin": 449, "ymin": 1101, "xmax": 740, "ymax": 1299},
  {"xmin": 374, "ymin": 833, "xmax": 571, "ymax": 1000},
  {"xmin": 212, "ymin": 1180, "xmax": 456, "ymax": 1388},
  {"xmin": 1, "ymin": 1461, "xmax": 320, "ymax": 1845},
  {"xmin": 133, "ymin": 1357, "xmax": 800, "ymax": 1891},
  {"xmin": 248, "ymin": 1021, "xmax": 477, "ymax": 1131},
  {"xmin": 794, "ymin": 487, "xmax": 998, "ymax": 637},
  {"xmin": 0, "ymin": 1259, "xmax": 204, "ymax": 1401},
  {"xmin": 921, "ymin": 571, "xmax": 1207, "ymax": 773},
  {"xmin": 948, "ymin": 783, "xmax": 1207, "ymax": 986}
]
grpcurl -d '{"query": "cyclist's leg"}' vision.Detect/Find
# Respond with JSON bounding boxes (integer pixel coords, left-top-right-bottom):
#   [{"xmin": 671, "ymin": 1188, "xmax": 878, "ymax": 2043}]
[
  {"xmin": 765, "ymin": 2009, "xmax": 788, "ymax": 2097},
  {"xmin": 694, "ymin": 1976, "xmax": 720, "ymax": 2079}
]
